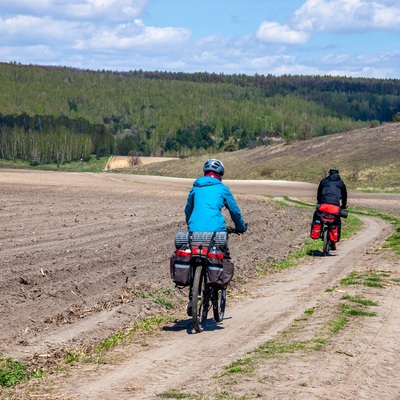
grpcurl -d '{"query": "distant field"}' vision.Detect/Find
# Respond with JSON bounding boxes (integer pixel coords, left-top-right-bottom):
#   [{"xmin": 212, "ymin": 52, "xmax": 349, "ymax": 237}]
[
  {"xmin": 1, "ymin": 123, "xmax": 399, "ymax": 192},
  {"xmin": 104, "ymin": 156, "xmax": 179, "ymax": 170},
  {"xmin": 121, "ymin": 122, "xmax": 400, "ymax": 191}
]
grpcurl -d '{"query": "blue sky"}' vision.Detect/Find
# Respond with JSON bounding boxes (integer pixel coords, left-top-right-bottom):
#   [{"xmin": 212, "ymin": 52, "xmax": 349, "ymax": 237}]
[{"xmin": 0, "ymin": 0, "xmax": 399, "ymax": 78}]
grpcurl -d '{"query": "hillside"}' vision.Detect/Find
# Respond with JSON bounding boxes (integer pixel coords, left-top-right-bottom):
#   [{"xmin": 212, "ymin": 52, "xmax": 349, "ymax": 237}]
[
  {"xmin": 119, "ymin": 122, "xmax": 400, "ymax": 191},
  {"xmin": 2, "ymin": 63, "xmax": 400, "ymax": 162}
]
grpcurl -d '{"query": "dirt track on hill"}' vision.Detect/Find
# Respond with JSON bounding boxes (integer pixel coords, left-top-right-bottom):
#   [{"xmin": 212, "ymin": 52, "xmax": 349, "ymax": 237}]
[{"xmin": 1, "ymin": 170, "xmax": 399, "ymax": 399}]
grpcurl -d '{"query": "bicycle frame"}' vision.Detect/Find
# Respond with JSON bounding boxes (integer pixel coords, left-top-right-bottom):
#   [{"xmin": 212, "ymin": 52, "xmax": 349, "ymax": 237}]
[
  {"xmin": 189, "ymin": 247, "xmax": 224, "ymax": 332},
  {"xmin": 319, "ymin": 213, "xmax": 335, "ymax": 256}
]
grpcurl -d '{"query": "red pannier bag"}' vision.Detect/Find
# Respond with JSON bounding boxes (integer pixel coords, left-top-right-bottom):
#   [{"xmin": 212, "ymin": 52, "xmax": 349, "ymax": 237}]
[
  {"xmin": 206, "ymin": 249, "xmax": 234, "ymax": 288},
  {"xmin": 170, "ymin": 246, "xmax": 192, "ymax": 287},
  {"xmin": 329, "ymin": 226, "xmax": 340, "ymax": 243},
  {"xmin": 310, "ymin": 222, "xmax": 322, "ymax": 239},
  {"xmin": 318, "ymin": 203, "xmax": 341, "ymax": 215}
]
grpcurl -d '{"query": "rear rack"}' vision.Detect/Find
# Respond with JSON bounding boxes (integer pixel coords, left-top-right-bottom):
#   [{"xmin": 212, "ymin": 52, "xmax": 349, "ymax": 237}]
[{"xmin": 174, "ymin": 231, "xmax": 228, "ymax": 249}]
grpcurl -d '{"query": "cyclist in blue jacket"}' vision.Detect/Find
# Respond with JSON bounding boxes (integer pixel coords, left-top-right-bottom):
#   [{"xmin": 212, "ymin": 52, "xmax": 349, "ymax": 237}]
[
  {"xmin": 184, "ymin": 159, "xmax": 247, "ymax": 233},
  {"xmin": 184, "ymin": 159, "xmax": 247, "ymax": 316}
]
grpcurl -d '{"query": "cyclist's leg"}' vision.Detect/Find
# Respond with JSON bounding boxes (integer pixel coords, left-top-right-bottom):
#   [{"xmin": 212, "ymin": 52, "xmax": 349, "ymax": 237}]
[
  {"xmin": 187, "ymin": 285, "xmax": 192, "ymax": 316},
  {"xmin": 331, "ymin": 216, "xmax": 341, "ymax": 250}
]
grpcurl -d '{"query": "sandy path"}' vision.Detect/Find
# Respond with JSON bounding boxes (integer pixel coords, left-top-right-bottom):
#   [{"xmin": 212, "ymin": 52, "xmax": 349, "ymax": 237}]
[{"xmin": 55, "ymin": 215, "xmax": 392, "ymax": 400}]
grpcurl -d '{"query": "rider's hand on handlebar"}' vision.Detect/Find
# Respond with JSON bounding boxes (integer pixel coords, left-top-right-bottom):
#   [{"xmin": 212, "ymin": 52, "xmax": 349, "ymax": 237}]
[
  {"xmin": 237, "ymin": 223, "xmax": 248, "ymax": 234},
  {"xmin": 227, "ymin": 223, "xmax": 247, "ymax": 234}
]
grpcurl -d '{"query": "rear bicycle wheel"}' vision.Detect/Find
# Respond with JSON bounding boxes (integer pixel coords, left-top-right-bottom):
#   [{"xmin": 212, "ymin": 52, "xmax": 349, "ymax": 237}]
[
  {"xmin": 212, "ymin": 287, "xmax": 226, "ymax": 322},
  {"xmin": 191, "ymin": 267, "xmax": 210, "ymax": 332},
  {"xmin": 322, "ymin": 226, "xmax": 330, "ymax": 257}
]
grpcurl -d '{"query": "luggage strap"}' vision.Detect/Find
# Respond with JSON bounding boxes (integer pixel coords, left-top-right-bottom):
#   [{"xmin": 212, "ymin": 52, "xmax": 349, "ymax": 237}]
[{"xmin": 189, "ymin": 231, "xmax": 216, "ymax": 258}]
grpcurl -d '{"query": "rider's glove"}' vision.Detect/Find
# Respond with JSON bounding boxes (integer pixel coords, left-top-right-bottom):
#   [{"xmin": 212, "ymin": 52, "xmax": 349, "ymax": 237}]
[{"xmin": 237, "ymin": 223, "xmax": 248, "ymax": 234}]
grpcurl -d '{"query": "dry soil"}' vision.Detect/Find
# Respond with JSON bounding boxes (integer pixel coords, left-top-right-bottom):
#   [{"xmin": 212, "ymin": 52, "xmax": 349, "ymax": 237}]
[{"xmin": 1, "ymin": 170, "xmax": 399, "ymax": 400}]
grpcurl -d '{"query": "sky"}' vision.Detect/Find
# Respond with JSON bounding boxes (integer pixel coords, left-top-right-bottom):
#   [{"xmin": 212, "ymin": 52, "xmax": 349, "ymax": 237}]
[{"xmin": 0, "ymin": 0, "xmax": 399, "ymax": 79}]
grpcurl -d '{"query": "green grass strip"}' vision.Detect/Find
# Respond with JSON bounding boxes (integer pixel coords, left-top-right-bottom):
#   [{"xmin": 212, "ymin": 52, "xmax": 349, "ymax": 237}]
[{"xmin": 0, "ymin": 356, "xmax": 43, "ymax": 388}]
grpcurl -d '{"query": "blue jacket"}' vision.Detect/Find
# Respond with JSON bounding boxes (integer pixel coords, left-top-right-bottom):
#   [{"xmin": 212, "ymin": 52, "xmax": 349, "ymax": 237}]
[{"xmin": 184, "ymin": 176, "xmax": 246, "ymax": 232}]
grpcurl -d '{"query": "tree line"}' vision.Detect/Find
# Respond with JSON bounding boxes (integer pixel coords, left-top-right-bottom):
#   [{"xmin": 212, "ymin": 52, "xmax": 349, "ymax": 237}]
[
  {"xmin": 0, "ymin": 62, "xmax": 399, "ymax": 164},
  {"xmin": 0, "ymin": 113, "xmax": 113, "ymax": 164}
]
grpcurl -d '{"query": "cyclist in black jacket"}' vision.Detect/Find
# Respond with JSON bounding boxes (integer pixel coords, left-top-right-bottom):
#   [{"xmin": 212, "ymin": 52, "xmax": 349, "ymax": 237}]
[
  {"xmin": 313, "ymin": 167, "xmax": 347, "ymax": 250},
  {"xmin": 317, "ymin": 167, "xmax": 347, "ymax": 208}
]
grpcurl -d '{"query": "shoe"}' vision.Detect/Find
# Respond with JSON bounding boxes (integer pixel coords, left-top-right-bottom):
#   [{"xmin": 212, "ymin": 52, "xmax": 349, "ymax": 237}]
[
  {"xmin": 331, "ymin": 243, "xmax": 336, "ymax": 250},
  {"xmin": 187, "ymin": 300, "xmax": 192, "ymax": 316}
]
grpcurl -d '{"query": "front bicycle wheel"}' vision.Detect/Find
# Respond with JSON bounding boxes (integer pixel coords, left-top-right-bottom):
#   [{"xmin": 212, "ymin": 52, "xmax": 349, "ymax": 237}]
[
  {"xmin": 322, "ymin": 226, "xmax": 330, "ymax": 257},
  {"xmin": 212, "ymin": 287, "xmax": 226, "ymax": 322},
  {"xmin": 191, "ymin": 267, "xmax": 210, "ymax": 332}
]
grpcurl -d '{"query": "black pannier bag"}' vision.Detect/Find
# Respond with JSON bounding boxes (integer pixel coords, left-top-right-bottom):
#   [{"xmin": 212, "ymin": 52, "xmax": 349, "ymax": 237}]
[
  {"xmin": 206, "ymin": 248, "xmax": 234, "ymax": 288},
  {"xmin": 170, "ymin": 246, "xmax": 192, "ymax": 287}
]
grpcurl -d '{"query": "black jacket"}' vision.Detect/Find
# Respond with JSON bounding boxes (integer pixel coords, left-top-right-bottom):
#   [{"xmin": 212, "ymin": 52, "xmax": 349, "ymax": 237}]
[{"xmin": 317, "ymin": 172, "xmax": 347, "ymax": 207}]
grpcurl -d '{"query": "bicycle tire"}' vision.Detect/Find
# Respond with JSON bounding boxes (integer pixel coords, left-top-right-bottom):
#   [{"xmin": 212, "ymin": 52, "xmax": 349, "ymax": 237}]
[
  {"xmin": 212, "ymin": 288, "xmax": 226, "ymax": 322},
  {"xmin": 191, "ymin": 267, "xmax": 209, "ymax": 332},
  {"xmin": 323, "ymin": 226, "xmax": 330, "ymax": 257}
]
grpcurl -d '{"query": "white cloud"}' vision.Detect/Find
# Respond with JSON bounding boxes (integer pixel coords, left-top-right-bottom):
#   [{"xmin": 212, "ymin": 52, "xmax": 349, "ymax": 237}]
[
  {"xmin": 76, "ymin": 19, "xmax": 190, "ymax": 53},
  {"xmin": 0, "ymin": 0, "xmax": 399, "ymax": 79},
  {"xmin": 321, "ymin": 52, "xmax": 352, "ymax": 64},
  {"xmin": 0, "ymin": 13, "xmax": 190, "ymax": 54},
  {"xmin": 320, "ymin": 50, "xmax": 400, "ymax": 77},
  {"xmin": 256, "ymin": 21, "xmax": 310, "ymax": 44},
  {"xmin": 0, "ymin": 44, "xmax": 53, "ymax": 59},
  {"xmin": 63, "ymin": 0, "xmax": 148, "ymax": 20},
  {"xmin": 250, "ymin": 54, "xmax": 296, "ymax": 69},
  {"xmin": 0, "ymin": 0, "xmax": 149, "ymax": 21},
  {"xmin": 0, "ymin": 15, "xmax": 83, "ymax": 44},
  {"xmin": 293, "ymin": 0, "xmax": 400, "ymax": 32}
]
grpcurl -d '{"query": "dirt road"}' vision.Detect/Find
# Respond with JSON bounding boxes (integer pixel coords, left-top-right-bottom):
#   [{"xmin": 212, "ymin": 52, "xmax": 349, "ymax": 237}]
[{"xmin": 1, "ymin": 170, "xmax": 399, "ymax": 399}]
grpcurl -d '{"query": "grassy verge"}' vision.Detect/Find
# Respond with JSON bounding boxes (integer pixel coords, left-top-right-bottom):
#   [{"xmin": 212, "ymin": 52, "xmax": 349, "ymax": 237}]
[
  {"xmin": 0, "ymin": 156, "xmax": 109, "ymax": 172},
  {"xmin": 349, "ymin": 206, "xmax": 400, "ymax": 254},
  {"xmin": 0, "ymin": 356, "xmax": 43, "ymax": 389}
]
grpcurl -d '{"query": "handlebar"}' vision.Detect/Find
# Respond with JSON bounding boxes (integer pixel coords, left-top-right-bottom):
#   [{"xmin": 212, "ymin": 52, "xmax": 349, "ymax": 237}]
[
  {"xmin": 175, "ymin": 227, "xmax": 247, "ymax": 249},
  {"xmin": 226, "ymin": 226, "xmax": 247, "ymax": 235}
]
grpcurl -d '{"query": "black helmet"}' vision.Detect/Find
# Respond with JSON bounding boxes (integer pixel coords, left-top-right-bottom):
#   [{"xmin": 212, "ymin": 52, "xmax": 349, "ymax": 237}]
[
  {"xmin": 203, "ymin": 159, "xmax": 225, "ymax": 176},
  {"xmin": 329, "ymin": 167, "xmax": 339, "ymax": 174}
]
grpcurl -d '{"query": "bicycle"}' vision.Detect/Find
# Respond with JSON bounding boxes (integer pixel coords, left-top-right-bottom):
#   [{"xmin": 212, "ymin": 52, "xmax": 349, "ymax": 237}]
[
  {"xmin": 174, "ymin": 227, "xmax": 244, "ymax": 332},
  {"xmin": 317, "ymin": 206, "xmax": 348, "ymax": 257}
]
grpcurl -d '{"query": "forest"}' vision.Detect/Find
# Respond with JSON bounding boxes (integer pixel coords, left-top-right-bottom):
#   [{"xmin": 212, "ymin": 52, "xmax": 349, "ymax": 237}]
[{"xmin": 1, "ymin": 62, "xmax": 400, "ymax": 165}]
